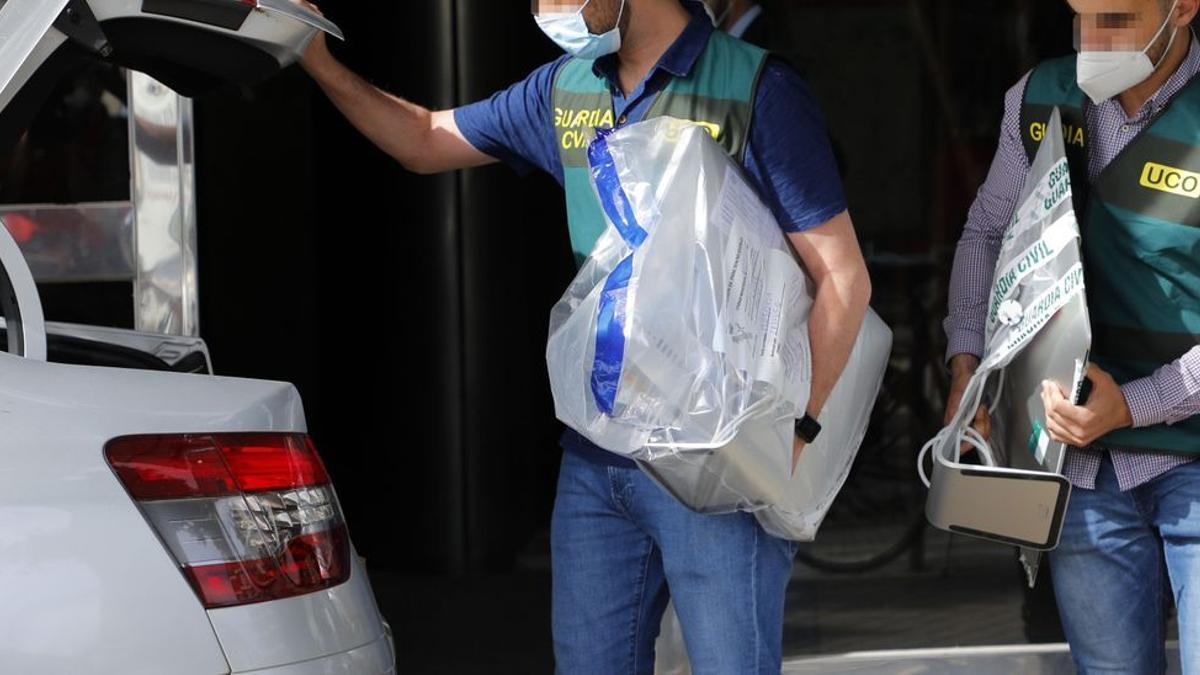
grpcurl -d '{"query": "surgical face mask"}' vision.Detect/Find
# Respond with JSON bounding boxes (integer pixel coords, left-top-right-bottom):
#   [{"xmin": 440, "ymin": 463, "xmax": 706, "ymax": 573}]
[
  {"xmin": 534, "ymin": 0, "xmax": 626, "ymax": 60},
  {"xmin": 1076, "ymin": 1, "xmax": 1180, "ymax": 104}
]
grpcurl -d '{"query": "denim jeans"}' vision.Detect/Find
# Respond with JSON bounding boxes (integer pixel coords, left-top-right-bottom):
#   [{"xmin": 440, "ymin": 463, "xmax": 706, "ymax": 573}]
[
  {"xmin": 551, "ymin": 444, "xmax": 798, "ymax": 674},
  {"xmin": 1050, "ymin": 454, "xmax": 1200, "ymax": 674}
]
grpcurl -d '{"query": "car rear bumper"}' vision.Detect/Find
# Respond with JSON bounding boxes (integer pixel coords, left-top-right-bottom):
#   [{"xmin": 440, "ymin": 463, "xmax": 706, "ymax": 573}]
[
  {"xmin": 233, "ymin": 629, "xmax": 395, "ymax": 674},
  {"xmin": 208, "ymin": 552, "xmax": 390, "ymax": 671}
]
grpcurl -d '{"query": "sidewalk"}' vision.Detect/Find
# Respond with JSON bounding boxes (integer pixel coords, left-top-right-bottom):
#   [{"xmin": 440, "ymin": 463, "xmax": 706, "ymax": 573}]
[
  {"xmin": 785, "ymin": 527, "xmax": 1028, "ymax": 655},
  {"xmin": 783, "ymin": 643, "xmax": 1182, "ymax": 674},
  {"xmin": 375, "ymin": 524, "xmax": 1178, "ymax": 672}
]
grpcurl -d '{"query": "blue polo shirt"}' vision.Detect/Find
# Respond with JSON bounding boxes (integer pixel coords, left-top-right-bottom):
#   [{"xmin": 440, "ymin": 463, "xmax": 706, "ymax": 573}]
[{"xmin": 454, "ymin": 2, "xmax": 848, "ymax": 465}]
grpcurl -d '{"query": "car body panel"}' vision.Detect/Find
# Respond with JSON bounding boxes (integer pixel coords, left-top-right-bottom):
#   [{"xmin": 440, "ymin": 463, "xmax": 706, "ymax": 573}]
[
  {"xmin": 210, "ymin": 556, "xmax": 388, "ymax": 673},
  {"xmin": 0, "ymin": 0, "xmax": 69, "ymax": 114},
  {"xmin": 45, "ymin": 321, "xmax": 213, "ymax": 369},
  {"xmin": 0, "ymin": 0, "xmax": 70, "ymax": 108},
  {"xmin": 0, "ymin": 3, "xmax": 390, "ymax": 673},
  {"xmin": 0, "ymin": 318, "xmax": 213, "ymax": 370},
  {"xmin": 233, "ymin": 631, "xmax": 395, "ymax": 675},
  {"xmin": 0, "ymin": 352, "xmax": 308, "ymax": 675},
  {"xmin": 0, "ymin": 342, "xmax": 380, "ymax": 675},
  {"xmin": 88, "ymin": 0, "xmax": 338, "ymax": 63},
  {"xmin": 0, "ymin": 215, "xmax": 46, "ymax": 360}
]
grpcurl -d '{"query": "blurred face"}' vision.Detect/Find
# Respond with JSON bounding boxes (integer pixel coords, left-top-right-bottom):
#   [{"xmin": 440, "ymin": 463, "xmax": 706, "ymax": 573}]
[
  {"xmin": 1069, "ymin": 0, "xmax": 1177, "ymax": 58},
  {"xmin": 533, "ymin": 0, "xmax": 627, "ymax": 36}
]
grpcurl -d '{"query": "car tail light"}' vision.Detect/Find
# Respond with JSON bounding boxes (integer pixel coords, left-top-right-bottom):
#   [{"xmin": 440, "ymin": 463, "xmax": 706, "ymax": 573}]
[{"xmin": 105, "ymin": 433, "xmax": 350, "ymax": 609}]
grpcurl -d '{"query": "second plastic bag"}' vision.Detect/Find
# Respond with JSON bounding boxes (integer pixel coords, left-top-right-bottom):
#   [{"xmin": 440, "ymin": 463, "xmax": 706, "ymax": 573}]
[{"xmin": 546, "ymin": 117, "xmax": 893, "ymax": 541}]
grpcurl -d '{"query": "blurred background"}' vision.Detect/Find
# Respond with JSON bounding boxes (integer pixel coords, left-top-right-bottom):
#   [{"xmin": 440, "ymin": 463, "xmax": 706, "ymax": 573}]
[{"xmin": 1, "ymin": 0, "xmax": 1181, "ymax": 672}]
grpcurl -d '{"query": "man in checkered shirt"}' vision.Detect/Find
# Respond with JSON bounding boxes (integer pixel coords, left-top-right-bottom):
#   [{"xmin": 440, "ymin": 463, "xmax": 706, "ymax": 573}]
[{"xmin": 945, "ymin": 0, "xmax": 1200, "ymax": 670}]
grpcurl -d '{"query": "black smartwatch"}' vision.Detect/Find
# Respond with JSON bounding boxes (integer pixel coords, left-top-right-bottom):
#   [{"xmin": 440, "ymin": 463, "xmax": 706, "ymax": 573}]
[{"xmin": 795, "ymin": 414, "xmax": 822, "ymax": 444}]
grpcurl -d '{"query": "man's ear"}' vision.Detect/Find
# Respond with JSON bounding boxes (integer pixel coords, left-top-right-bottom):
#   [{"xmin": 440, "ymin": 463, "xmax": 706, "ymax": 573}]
[{"xmin": 1177, "ymin": 0, "xmax": 1200, "ymax": 27}]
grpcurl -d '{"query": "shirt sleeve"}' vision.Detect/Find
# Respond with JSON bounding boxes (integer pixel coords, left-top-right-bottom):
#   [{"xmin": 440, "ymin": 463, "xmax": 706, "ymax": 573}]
[
  {"xmin": 1120, "ymin": 347, "xmax": 1200, "ymax": 428},
  {"xmin": 943, "ymin": 72, "xmax": 1032, "ymax": 363},
  {"xmin": 453, "ymin": 55, "xmax": 569, "ymax": 181},
  {"xmin": 743, "ymin": 58, "xmax": 848, "ymax": 233}
]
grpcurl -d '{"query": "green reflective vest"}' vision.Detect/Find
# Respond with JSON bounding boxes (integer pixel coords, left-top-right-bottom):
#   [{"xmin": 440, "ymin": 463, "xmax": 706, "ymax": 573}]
[
  {"xmin": 1021, "ymin": 55, "xmax": 1200, "ymax": 453},
  {"xmin": 551, "ymin": 31, "xmax": 768, "ymax": 267}
]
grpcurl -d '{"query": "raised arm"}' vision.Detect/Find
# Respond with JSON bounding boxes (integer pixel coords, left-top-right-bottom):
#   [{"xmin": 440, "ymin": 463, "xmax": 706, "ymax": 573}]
[{"xmin": 300, "ymin": 25, "xmax": 496, "ymax": 175}]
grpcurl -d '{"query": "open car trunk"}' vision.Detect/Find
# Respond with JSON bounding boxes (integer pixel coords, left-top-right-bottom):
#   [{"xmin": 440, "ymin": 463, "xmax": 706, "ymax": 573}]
[
  {"xmin": 0, "ymin": 0, "xmax": 341, "ymax": 147},
  {"xmin": 0, "ymin": 5, "xmax": 396, "ymax": 675},
  {"xmin": 0, "ymin": 319, "xmax": 214, "ymax": 371},
  {"xmin": 0, "ymin": 0, "xmax": 341, "ymax": 372},
  {"xmin": 0, "ymin": 0, "xmax": 341, "ymax": 105}
]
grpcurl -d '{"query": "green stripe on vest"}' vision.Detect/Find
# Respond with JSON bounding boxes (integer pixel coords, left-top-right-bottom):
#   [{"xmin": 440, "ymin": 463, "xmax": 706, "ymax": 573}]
[
  {"xmin": 552, "ymin": 31, "xmax": 767, "ymax": 267},
  {"xmin": 1021, "ymin": 56, "xmax": 1200, "ymax": 454}
]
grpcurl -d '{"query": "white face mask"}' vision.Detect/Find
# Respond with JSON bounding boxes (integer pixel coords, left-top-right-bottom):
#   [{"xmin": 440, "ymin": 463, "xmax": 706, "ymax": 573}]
[
  {"xmin": 535, "ymin": 0, "xmax": 627, "ymax": 60},
  {"xmin": 1076, "ymin": 0, "xmax": 1180, "ymax": 104}
]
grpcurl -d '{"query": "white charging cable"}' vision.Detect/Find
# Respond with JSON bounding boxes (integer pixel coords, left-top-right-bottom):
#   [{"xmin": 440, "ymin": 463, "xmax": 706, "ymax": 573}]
[{"xmin": 917, "ymin": 369, "xmax": 1004, "ymax": 488}]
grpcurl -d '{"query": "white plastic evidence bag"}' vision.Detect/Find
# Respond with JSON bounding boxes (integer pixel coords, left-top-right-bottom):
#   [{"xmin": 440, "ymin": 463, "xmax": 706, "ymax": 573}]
[
  {"xmin": 923, "ymin": 108, "xmax": 1092, "ymax": 582},
  {"xmin": 546, "ymin": 117, "xmax": 892, "ymax": 541}
]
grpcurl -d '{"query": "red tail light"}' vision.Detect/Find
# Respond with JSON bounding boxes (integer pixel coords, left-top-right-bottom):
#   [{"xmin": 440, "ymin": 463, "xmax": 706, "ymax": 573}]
[{"xmin": 105, "ymin": 433, "xmax": 350, "ymax": 609}]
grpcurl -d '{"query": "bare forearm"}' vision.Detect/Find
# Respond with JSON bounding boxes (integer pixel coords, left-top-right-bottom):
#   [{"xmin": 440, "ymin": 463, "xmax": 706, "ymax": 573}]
[
  {"xmin": 806, "ymin": 273, "xmax": 871, "ymax": 417},
  {"xmin": 305, "ymin": 55, "xmax": 434, "ymax": 171},
  {"xmin": 304, "ymin": 53, "xmax": 490, "ymax": 174}
]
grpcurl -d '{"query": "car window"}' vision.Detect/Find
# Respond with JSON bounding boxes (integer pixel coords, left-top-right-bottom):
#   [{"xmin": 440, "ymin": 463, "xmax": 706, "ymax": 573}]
[
  {"xmin": 0, "ymin": 59, "xmax": 129, "ymax": 205},
  {"xmin": 0, "ymin": 52, "xmax": 135, "ymax": 329}
]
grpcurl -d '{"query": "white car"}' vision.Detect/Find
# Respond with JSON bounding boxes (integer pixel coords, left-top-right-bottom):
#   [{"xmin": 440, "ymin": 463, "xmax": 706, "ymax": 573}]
[{"xmin": 0, "ymin": 1, "xmax": 396, "ymax": 673}]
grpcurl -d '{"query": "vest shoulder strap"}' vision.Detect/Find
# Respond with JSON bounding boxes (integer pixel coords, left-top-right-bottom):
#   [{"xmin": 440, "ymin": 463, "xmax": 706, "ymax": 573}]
[
  {"xmin": 646, "ymin": 31, "xmax": 768, "ymax": 162},
  {"xmin": 1019, "ymin": 55, "xmax": 1087, "ymax": 166},
  {"xmin": 553, "ymin": 56, "xmax": 608, "ymax": 97},
  {"xmin": 661, "ymin": 31, "xmax": 768, "ymax": 103},
  {"xmin": 1141, "ymin": 74, "xmax": 1200, "ymax": 145},
  {"xmin": 1091, "ymin": 72, "xmax": 1200, "ymax": 232}
]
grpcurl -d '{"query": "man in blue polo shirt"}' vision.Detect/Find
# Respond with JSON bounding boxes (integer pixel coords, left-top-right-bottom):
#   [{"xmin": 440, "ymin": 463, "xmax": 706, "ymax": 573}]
[{"xmin": 301, "ymin": 0, "xmax": 870, "ymax": 671}]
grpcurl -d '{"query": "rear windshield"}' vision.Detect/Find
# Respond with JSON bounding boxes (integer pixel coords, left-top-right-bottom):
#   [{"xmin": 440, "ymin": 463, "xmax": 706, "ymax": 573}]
[{"xmin": 0, "ymin": 58, "xmax": 130, "ymax": 204}]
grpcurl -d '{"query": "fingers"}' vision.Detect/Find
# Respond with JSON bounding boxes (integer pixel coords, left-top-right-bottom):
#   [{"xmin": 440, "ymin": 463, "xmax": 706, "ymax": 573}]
[
  {"xmin": 1043, "ymin": 380, "xmax": 1092, "ymax": 427},
  {"xmin": 1052, "ymin": 397, "xmax": 1093, "ymax": 427},
  {"xmin": 1040, "ymin": 379, "xmax": 1063, "ymax": 411},
  {"xmin": 1042, "ymin": 413, "xmax": 1072, "ymax": 445},
  {"xmin": 1041, "ymin": 381, "xmax": 1087, "ymax": 446},
  {"xmin": 1047, "ymin": 377, "xmax": 1069, "ymax": 398},
  {"xmin": 956, "ymin": 404, "xmax": 990, "ymax": 454},
  {"xmin": 1043, "ymin": 411, "xmax": 1085, "ymax": 447},
  {"xmin": 944, "ymin": 369, "xmax": 988, "ymax": 453},
  {"xmin": 973, "ymin": 404, "xmax": 991, "ymax": 441}
]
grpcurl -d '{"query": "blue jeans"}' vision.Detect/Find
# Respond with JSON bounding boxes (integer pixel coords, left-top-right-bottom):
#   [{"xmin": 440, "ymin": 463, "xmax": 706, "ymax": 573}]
[
  {"xmin": 1050, "ymin": 455, "xmax": 1200, "ymax": 674},
  {"xmin": 551, "ymin": 443, "xmax": 798, "ymax": 674}
]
